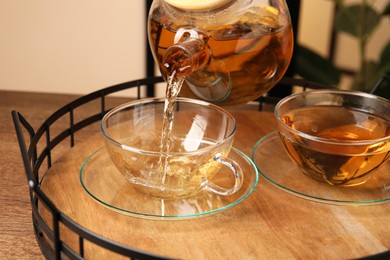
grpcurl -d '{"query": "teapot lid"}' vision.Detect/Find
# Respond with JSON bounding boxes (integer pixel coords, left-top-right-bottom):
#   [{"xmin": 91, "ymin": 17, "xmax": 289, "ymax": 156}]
[{"xmin": 164, "ymin": 0, "xmax": 235, "ymax": 11}]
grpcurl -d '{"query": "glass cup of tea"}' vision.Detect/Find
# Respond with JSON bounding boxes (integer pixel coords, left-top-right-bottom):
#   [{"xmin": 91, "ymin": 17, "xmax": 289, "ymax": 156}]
[
  {"xmin": 101, "ymin": 97, "xmax": 243, "ymax": 199},
  {"xmin": 275, "ymin": 90, "xmax": 390, "ymax": 186}
]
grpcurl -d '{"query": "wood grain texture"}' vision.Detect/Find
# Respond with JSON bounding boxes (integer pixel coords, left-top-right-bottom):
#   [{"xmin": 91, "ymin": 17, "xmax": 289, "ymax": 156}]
[
  {"xmin": 0, "ymin": 90, "xmax": 128, "ymax": 259},
  {"xmin": 1, "ymin": 90, "xmax": 389, "ymax": 259}
]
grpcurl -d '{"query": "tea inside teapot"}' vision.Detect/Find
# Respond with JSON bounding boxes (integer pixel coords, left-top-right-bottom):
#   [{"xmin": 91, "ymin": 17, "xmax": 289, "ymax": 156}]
[{"xmin": 148, "ymin": 0, "xmax": 294, "ymax": 106}]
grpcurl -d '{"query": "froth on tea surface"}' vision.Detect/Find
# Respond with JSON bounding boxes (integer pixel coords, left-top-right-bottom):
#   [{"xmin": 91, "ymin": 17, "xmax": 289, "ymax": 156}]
[{"xmin": 280, "ymin": 105, "xmax": 390, "ymax": 186}]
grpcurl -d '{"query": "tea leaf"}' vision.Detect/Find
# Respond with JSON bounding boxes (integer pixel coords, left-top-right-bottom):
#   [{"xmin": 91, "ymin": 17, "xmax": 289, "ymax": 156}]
[
  {"xmin": 335, "ymin": 4, "xmax": 380, "ymax": 38},
  {"xmin": 295, "ymin": 45, "xmax": 340, "ymax": 86}
]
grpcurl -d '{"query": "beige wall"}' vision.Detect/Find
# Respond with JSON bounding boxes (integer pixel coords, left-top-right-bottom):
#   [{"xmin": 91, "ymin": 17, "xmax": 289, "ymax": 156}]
[
  {"xmin": 0, "ymin": 0, "xmax": 389, "ymax": 95},
  {"xmin": 0, "ymin": 1, "xmax": 146, "ymax": 95}
]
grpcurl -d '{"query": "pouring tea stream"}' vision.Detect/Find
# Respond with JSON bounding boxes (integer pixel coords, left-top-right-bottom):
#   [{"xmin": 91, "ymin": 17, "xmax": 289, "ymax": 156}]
[{"xmin": 101, "ymin": 0, "xmax": 294, "ymax": 199}]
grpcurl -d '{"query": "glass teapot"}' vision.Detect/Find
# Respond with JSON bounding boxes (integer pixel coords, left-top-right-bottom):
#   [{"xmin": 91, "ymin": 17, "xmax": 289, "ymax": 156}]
[{"xmin": 148, "ymin": 0, "xmax": 294, "ymax": 106}]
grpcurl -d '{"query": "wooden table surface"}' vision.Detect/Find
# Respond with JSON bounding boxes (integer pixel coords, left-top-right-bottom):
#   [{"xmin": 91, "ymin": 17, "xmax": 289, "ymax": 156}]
[{"xmin": 1, "ymin": 90, "xmax": 389, "ymax": 259}]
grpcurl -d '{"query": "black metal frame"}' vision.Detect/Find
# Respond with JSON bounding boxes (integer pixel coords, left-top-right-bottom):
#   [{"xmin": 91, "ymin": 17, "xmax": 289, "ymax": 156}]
[
  {"xmin": 369, "ymin": 75, "xmax": 390, "ymax": 99},
  {"xmin": 13, "ymin": 77, "xmax": 170, "ymax": 260},
  {"xmin": 12, "ymin": 75, "xmax": 390, "ymax": 259},
  {"xmin": 12, "ymin": 76, "xmax": 338, "ymax": 259},
  {"xmin": 145, "ymin": 0, "xmax": 156, "ymax": 97}
]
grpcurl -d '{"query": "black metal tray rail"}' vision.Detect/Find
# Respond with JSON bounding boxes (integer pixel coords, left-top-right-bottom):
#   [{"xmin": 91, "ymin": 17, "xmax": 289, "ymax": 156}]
[{"xmin": 11, "ymin": 76, "xmax": 353, "ymax": 259}]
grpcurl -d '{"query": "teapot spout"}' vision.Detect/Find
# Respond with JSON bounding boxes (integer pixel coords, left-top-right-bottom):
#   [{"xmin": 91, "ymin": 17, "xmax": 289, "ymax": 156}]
[{"xmin": 163, "ymin": 38, "xmax": 210, "ymax": 77}]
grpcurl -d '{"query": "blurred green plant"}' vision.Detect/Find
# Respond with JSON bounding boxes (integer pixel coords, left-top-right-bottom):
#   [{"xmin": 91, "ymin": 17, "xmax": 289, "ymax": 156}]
[{"xmin": 296, "ymin": 0, "xmax": 390, "ymax": 93}]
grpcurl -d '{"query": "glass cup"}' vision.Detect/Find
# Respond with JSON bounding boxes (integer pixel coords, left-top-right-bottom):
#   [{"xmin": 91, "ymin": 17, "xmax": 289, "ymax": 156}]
[
  {"xmin": 101, "ymin": 97, "xmax": 243, "ymax": 199},
  {"xmin": 275, "ymin": 90, "xmax": 390, "ymax": 186}
]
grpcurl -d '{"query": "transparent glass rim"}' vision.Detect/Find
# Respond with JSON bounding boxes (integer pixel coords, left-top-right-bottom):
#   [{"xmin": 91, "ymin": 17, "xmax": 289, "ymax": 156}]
[
  {"xmin": 274, "ymin": 90, "xmax": 390, "ymax": 146},
  {"xmin": 101, "ymin": 97, "xmax": 237, "ymax": 156}
]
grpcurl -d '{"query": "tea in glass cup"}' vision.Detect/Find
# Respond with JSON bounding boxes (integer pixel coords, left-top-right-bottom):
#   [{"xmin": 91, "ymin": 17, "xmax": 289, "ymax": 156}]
[
  {"xmin": 275, "ymin": 90, "xmax": 390, "ymax": 186},
  {"xmin": 101, "ymin": 98, "xmax": 243, "ymax": 199}
]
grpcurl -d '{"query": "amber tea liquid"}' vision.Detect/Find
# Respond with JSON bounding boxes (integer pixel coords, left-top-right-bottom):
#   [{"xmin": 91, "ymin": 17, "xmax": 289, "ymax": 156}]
[
  {"xmin": 148, "ymin": 3, "xmax": 293, "ymax": 192},
  {"xmin": 110, "ymin": 135, "xmax": 230, "ymax": 199},
  {"xmin": 280, "ymin": 106, "xmax": 390, "ymax": 186},
  {"xmin": 149, "ymin": 5, "xmax": 293, "ymax": 106}
]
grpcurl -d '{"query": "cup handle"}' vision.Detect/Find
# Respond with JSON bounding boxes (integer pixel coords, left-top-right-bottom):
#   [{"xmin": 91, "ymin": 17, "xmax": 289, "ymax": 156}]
[{"xmin": 201, "ymin": 153, "xmax": 243, "ymax": 196}]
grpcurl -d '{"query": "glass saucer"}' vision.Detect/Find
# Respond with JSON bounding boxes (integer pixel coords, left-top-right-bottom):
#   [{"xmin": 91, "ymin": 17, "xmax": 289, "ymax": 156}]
[
  {"xmin": 80, "ymin": 147, "xmax": 258, "ymax": 220},
  {"xmin": 252, "ymin": 131, "xmax": 390, "ymax": 206}
]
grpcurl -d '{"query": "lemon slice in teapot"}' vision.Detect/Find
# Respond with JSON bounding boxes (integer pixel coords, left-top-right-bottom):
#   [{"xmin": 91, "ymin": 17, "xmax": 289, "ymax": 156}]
[{"xmin": 164, "ymin": 0, "xmax": 234, "ymax": 11}]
